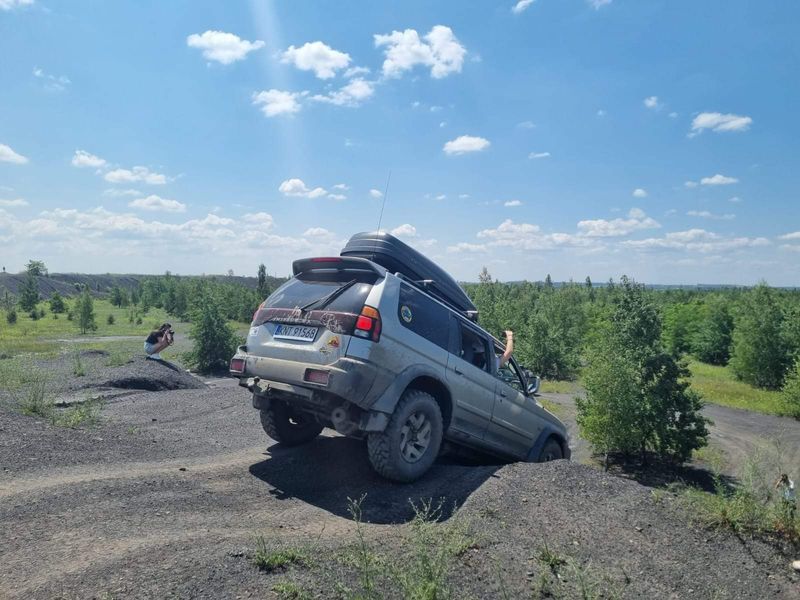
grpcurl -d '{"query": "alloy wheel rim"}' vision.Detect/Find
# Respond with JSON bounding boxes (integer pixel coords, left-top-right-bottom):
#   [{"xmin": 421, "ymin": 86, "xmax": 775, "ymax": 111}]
[{"xmin": 399, "ymin": 411, "xmax": 432, "ymax": 463}]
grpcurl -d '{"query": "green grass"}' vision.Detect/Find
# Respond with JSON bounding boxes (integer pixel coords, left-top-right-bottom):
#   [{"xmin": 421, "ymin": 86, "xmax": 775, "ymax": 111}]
[
  {"xmin": 539, "ymin": 379, "xmax": 579, "ymax": 394},
  {"xmin": 687, "ymin": 360, "xmax": 789, "ymax": 417},
  {"xmin": 252, "ymin": 538, "xmax": 309, "ymax": 572}
]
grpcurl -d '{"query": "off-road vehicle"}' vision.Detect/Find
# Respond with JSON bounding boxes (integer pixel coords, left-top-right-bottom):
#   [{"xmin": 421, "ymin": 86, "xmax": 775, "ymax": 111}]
[{"xmin": 230, "ymin": 232, "xmax": 570, "ymax": 482}]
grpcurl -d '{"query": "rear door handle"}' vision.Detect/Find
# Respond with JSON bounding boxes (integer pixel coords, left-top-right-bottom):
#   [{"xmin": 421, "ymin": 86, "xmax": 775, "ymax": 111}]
[{"xmin": 454, "ymin": 367, "xmax": 463, "ymax": 375}]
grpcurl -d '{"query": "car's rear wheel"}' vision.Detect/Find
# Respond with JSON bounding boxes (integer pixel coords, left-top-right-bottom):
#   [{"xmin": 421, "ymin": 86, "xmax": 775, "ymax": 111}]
[
  {"xmin": 259, "ymin": 400, "xmax": 323, "ymax": 446},
  {"xmin": 367, "ymin": 389, "xmax": 443, "ymax": 482},
  {"xmin": 538, "ymin": 437, "xmax": 564, "ymax": 462}
]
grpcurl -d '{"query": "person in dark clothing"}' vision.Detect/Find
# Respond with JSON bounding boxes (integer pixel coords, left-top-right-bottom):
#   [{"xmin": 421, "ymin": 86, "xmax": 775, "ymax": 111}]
[{"xmin": 144, "ymin": 323, "xmax": 173, "ymax": 360}]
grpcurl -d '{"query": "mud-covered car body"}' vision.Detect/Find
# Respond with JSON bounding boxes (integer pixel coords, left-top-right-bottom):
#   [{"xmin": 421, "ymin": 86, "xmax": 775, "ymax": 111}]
[{"xmin": 231, "ymin": 234, "xmax": 569, "ymax": 481}]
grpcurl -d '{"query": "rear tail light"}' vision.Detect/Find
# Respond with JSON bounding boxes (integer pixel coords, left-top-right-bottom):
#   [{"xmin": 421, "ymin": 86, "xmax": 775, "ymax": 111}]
[
  {"xmin": 304, "ymin": 368, "xmax": 330, "ymax": 385},
  {"xmin": 311, "ymin": 257, "xmax": 342, "ymax": 263},
  {"xmin": 353, "ymin": 305, "xmax": 381, "ymax": 342},
  {"xmin": 251, "ymin": 301, "xmax": 266, "ymax": 325},
  {"xmin": 229, "ymin": 357, "xmax": 246, "ymax": 374}
]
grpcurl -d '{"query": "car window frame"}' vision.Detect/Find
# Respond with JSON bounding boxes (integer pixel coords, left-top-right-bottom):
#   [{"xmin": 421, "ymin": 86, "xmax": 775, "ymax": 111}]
[{"xmin": 452, "ymin": 318, "xmax": 493, "ymax": 374}]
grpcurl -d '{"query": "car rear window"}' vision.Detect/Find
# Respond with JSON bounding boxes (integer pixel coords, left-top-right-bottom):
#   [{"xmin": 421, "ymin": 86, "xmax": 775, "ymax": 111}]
[{"xmin": 265, "ymin": 271, "xmax": 377, "ymax": 314}]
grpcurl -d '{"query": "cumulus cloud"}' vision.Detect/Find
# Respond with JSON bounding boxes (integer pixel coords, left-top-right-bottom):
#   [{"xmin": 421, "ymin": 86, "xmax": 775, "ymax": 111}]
[
  {"xmin": 0, "ymin": 198, "xmax": 28, "ymax": 207},
  {"xmin": 728, "ymin": 196, "xmax": 742, "ymax": 203},
  {"xmin": 344, "ymin": 66, "xmax": 370, "ymax": 78},
  {"xmin": 517, "ymin": 120, "xmax": 536, "ymax": 129},
  {"xmin": 504, "ymin": 200, "xmax": 523, "ymax": 207},
  {"xmin": 643, "ymin": 96, "xmax": 660, "ymax": 110},
  {"xmin": 369, "ymin": 189, "xmax": 383, "ymax": 199},
  {"xmin": 327, "ymin": 193, "xmax": 346, "ymax": 201},
  {"xmin": 278, "ymin": 178, "xmax": 327, "ymax": 199},
  {"xmin": 252, "ymin": 89, "xmax": 303, "ymax": 117},
  {"xmin": 632, "ymin": 188, "xmax": 647, "ymax": 198},
  {"xmin": 687, "ymin": 210, "xmax": 735, "ymax": 220},
  {"xmin": 104, "ymin": 166, "xmax": 168, "ymax": 185},
  {"xmin": 623, "ymin": 229, "xmax": 769, "ymax": 253},
  {"xmin": 103, "ymin": 188, "xmax": 141, "ymax": 197},
  {"xmin": 332, "ymin": 183, "xmax": 349, "ymax": 191},
  {"xmin": 71, "ymin": 150, "xmax": 107, "ymax": 169},
  {"xmin": 374, "ymin": 25, "xmax": 466, "ymax": 79},
  {"xmin": 529, "ymin": 152, "xmax": 550, "ymax": 159},
  {"xmin": 186, "ymin": 30, "xmax": 265, "ymax": 64},
  {"xmin": 311, "ymin": 78, "xmax": 375, "ymax": 107},
  {"xmin": 577, "ymin": 208, "xmax": 660, "ymax": 237},
  {"xmin": 512, "ymin": 0, "xmax": 535, "ymax": 14},
  {"xmin": 690, "ymin": 112, "xmax": 752, "ymax": 135},
  {"xmin": 684, "ymin": 180, "xmax": 698, "ymax": 188},
  {"xmin": 128, "ymin": 195, "xmax": 187, "ymax": 213},
  {"xmin": 281, "ymin": 41, "xmax": 351, "ymax": 79},
  {"xmin": 701, "ymin": 173, "xmax": 738, "ymax": 186},
  {"xmin": 779, "ymin": 231, "xmax": 800, "ymax": 241},
  {"xmin": 0, "ymin": 143, "xmax": 29, "ymax": 164},
  {"xmin": 391, "ymin": 223, "xmax": 417, "ymax": 237},
  {"xmin": 443, "ymin": 135, "xmax": 490, "ymax": 155},
  {"xmin": 33, "ymin": 67, "xmax": 71, "ymax": 92}
]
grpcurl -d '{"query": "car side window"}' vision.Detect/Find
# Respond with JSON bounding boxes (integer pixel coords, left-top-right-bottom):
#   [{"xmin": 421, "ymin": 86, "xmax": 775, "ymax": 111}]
[
  {"xmin": 397, "ymin": 283, "xmax": 450, "ymax": 350},
  {"xmin": 456, "ymin": 322, "xmax": 492, "ymax": 373},
  {"xmin": 495, "ymin": 345, "xmax": 525, "ymax": 392}
]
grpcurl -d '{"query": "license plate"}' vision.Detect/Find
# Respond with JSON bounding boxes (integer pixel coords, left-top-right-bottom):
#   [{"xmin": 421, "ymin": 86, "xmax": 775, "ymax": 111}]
[{"xmin": 273, "ymin": 324, "xmax": 318, "ymax": 342}]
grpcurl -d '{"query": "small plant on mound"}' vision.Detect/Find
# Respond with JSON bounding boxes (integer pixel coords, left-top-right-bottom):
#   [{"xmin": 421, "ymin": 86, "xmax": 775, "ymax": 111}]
[
  {"xmin": 17, "ymin": 375, "xmax": 53, "ymax": 419},
  {"xmin": 72, "ymin": 350, "xmax": 86, "ymax": 377},
  {"xmin": 6, "ymin": 308, "xmax": 17, "ymax": 324},
  {"xmin": 185, "ymin": 287, "xmax": 239, "ymax": 373},
  {"xmin": 252, "ymin": 538, "xmax": 308, "ymax": 572}
]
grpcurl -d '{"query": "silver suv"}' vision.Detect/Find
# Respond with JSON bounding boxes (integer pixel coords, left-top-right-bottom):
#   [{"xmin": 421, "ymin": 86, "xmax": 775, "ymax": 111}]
[{"xmin": 230, "ymin": 234, "xmax": 569, "ymax": 482}]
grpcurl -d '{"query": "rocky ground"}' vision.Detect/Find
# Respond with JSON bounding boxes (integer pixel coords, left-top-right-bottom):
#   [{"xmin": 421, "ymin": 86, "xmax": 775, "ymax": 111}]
[{"xmin": 1, "ymin": 356, "xmax": 799, "ymax": 598}]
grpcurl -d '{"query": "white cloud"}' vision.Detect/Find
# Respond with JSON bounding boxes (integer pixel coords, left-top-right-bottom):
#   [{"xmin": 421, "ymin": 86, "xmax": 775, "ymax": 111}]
[
  {"xmin": 623, "ymin": 229, "xmax": 769, "ymax": 253},
  {"xmin": 632, "ymin": 188, "xmax": 647, "ymax": 198},
  {"xmin": 71, "ymin": 150, "xmax": 107, "ymax": 169},
  {"xmin": 669, "ymin": 112, "xmax": 679, "ymax": 119},
  {"xmin": 588, "ymin": 0, "xmax": 612, "ymax": 8},
  {"xmin": 643, "ymin": 96, "xmax": 660, "ymax": 110},
  {"xmin": 430, "ymin": 105, "xmax": 442, "ymax": 113},
  {"xmin": 728, "ymin": 196, "xmax": 742, "ymax": 203},
  {"xmin": 344, "ymin": 66, "xmax": 370, "ymax": 78},
  {"xmin": 104, "ymin": 166, "xmax": 168, "ymax": 185},
  {"xmin": 369, "ymin": 189, "xmax": 383, "ymax": 199},
  {"xmin": 244, "ymin": 212, "xmax": 275, "ymax": 228},
  {"xmin": 278, "ymin": 178, "xmax": 327, "ymax": 199},
  {"xmin": 186, "ymin": 30, "xmax": 265, "ymax": 65},
  {"xmin": 252, "ymin": 89, "xmax": 303, "ymax": 117},
  {"xmin": 529, "ymin": 152, "xmax": 550, "ymax": 159},
  {"xmin": 512, "ymin": 0, "xmax": 535, "ymax": 14},
  {"xmin": 447, "ymin": 242, "xmax": 489, "ymax": 254},
  {"xmin": 684, "ymin": 180, "xmax": 698, "ymax": 188},
  {"xmin": 0, "ymin": 0, "xmax": 33, "ymax": 10},
  {"xmin": 577, "ymin": 208, "xmax": 660, "ymax": 237},
  {"xmin": 332, "ymin": 183, "xmax": 349, "ymax": 191},
  {"xmin": 459, "ymin": 194, "xmax": 470, "ymax": 199},
  {"xmin": 128, "ymin": 195, "xmax": 187, "ymax": 213},
  {"xmin": 443, "ymin": 135, "xmax": 490, "ymax": 155},
  {"xmin": 435, "ymin": 194, "xmax": 447, "ymax": 201},
  {"xmin": 504, "ymin": 200, "xmax": 523, "ymax": 207},
  {"xmin": 781, "ymin": 245, "xmax": 800, "ymax": 252},
  {"xmin": 303, "ymin": 227, "xmax": 336, "ymax": 241},
  {"xmin": 391, "ymin": 223, "xmax": 417, "ymax": 237},
  {"xmin": 779, "ymin": 231, "xmax": 800, "ymax": 241},
  {"xmin": 690, "ymin": 112, "xmax": 752, "ymax": 135},
  {"xmin": 687, "ymin": 210, "xmax": 735, "ymax": 220},
  {"xmin": 700, "ymin": 173, "xmax": 738, "ymax": 186},
  {"xmin": 311, "ymin": 78, "xmax": 375, "ymax": 107},
  {"xmin": 103, "ymin": 188, "xmax": 141, "ymax": 197},
  {"xmin": 0, "ymin": 143, "xmax": 28, "ymax": 165},
  {"xmin": 374, "ymin": 25, "xmax": 466, "ymax": 79},
  {"xmin": 517, "ymin": 120, "xmax": 536, "ymax": 129},
  {"xmin": 439, "ymin": 121, "xmax": 447, "ymax": 128},
  {"xmin": 0, "ymin": 198, "xmax": 28, "ymax": 207},
  {"xmin": 281, "ymin": 41, "xmax": 351, "ymax": 79},
  {"xmin": 327, "ymin": 193, "xmax": 347, "ymax": 201},
  {"xmin": 32, "ymin": 67, "xmax": 71, "ymax": 92}
]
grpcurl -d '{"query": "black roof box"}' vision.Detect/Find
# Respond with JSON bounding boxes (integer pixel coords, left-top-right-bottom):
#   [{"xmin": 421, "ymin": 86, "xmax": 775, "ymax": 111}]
[{"xmin": 341, "ymin": 231, "xmax": 478, "ymax": 321}]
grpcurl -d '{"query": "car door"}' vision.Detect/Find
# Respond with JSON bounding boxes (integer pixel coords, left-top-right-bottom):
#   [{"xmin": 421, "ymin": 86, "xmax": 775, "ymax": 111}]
[
  {"xmin": 444, "ymin": 318, "xmax": 497, "ymax": 440},
  {"xmin": 486, "ymin": 356, "xmax": 545, "ymax": 458}
]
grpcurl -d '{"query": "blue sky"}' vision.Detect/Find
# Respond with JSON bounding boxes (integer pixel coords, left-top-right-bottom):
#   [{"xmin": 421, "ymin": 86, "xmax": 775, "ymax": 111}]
[{"xmin": 1, "ymin": 0, "xmax": 798, "ymax": 284}]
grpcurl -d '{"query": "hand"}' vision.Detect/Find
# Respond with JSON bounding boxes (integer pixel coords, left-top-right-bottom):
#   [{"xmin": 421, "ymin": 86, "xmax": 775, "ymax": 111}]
[{"xmin": 505, "ymin": 330, "xmax": 514, "ymax": 339}]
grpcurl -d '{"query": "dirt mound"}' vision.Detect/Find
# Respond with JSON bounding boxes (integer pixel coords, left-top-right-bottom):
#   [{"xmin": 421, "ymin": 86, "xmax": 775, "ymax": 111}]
[{"xmin": 96, "ymin": 358, "xmax": 206, "ymax": 392}]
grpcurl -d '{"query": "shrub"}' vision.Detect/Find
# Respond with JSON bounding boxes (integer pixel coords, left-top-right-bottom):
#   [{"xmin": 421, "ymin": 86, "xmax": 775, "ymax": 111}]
[
  {"xmin": 692, "ymin": 297, "xmax": 734, "ymax": 365},
  {"xmin": 185, "ymin": 289, "xmax": 239, "ymax": 373},
  {"xmin": 107, "ymin": 314, "xmax": 115, "ymax": 325},
  {"xmin": 6, "ymin": 308, "xmax": 17, "ymax": 324},
  {"xmin": 76, "ymin": 287, "xmax": 97, "ymax": 334},
  {"xmin": 136, "ymin": 316, "xmax": 142, "ymax": 325},
  {"xmin": 781, "ymin": 358, "xmax": 800, "ymax": 418},
  {"xmin": 18, "ymin": 271, "xmax": 39, "ymax": 312},
  {"xmin": 29, "ymin": 309, "xmax": 39, "ymax": 321},
  {"xmin": 49, "ymin": 292, "xmax": 66, "ymax": 314}
]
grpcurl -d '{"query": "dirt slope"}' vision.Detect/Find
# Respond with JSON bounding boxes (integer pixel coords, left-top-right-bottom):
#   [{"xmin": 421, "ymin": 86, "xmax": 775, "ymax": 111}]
[{"xmin": 1, "ymin": 377, "xmax": 798, "ymax": 599}]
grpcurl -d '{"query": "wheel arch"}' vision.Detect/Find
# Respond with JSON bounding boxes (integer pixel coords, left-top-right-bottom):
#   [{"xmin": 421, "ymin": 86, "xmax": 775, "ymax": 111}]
[
  {"xmin": 526, "ymin": 427, "xmax": 571, "ymax": 462},
  {"xmin": 405, "ymin": 375, "xmax": 453, "ymax": 431}
]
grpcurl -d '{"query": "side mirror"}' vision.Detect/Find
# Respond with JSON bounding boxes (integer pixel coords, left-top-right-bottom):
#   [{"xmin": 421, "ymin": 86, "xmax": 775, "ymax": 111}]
[{"xmin": 526, "ymin": 375, "xmax": 540, "ymax": 396}]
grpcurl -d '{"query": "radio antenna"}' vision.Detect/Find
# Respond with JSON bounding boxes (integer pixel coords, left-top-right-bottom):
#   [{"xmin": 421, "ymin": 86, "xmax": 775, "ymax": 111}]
[{"xmin": 375, "ymin": 169, "xmax": 391, "ymax": 235}]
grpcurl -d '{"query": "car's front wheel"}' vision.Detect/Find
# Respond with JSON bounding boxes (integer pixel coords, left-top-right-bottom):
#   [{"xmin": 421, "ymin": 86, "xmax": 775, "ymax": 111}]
[
  {"xmin": 367, "ymin": 389, "xmax": 443, "ymax": 482},
  {"xmin": 259, "ymin": 400, "xmax": 323, "ymax": 446},
  {"xmin": 538, "ymin": 437, "xmax": 564, "ymax": 462}
]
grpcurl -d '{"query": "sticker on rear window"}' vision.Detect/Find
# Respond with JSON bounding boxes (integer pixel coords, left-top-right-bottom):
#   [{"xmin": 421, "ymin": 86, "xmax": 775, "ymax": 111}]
[{"xmin": 400, "ymin": 305, "xmax": 413, "ymax": 323}]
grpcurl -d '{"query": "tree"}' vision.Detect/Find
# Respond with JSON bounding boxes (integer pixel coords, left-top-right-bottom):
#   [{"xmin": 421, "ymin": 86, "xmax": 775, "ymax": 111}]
[
  {"xmin": 18, "ymin": 271, "xmax": 39, "ymax": 312},
  {"xmin": 730, "ymin": 283, "xmax": 789, "ymax": 389},
  {"xmin": 576, "ymin": 277, "xmax": 709, "ymax": 466},
  {"xmin": 691, "ymin": 297, "xmax": 733, "ymax": 365},
  {"xmin": 544, "ymin": 273, "xmax": 553, "ymax": 288},
  {"xmin": 781, "ymin": 358, "xmax": 800, "ymax": 419},
  {"xmin": 186, "ymin": 288, "xmax": 239, "ymax": 373},
  {"xmin": 49, "ymin": 292, "xmax": 66, "ymax": 314},
  {"xmin": 25, "ymin": 260, "xmax": 47, "ymax": 277},
  {"xmin": 478, "ymin": 266, "xmax": 493, "ymax": 284},
  {"xmin": 257, "ymin": 263, "xmax": 270, "ymax": 299},
  {"xmin": 662, "ymin": 302, "xmax": 702, "ymax": 357},
  {"xmin": 110, "ymin": 285, "xmax": 124, "ymax": 307},
  {"xmin": 1, "ymin": 291, "xmax": 14, "ymax": 312},
  {"xmin": 76, "ymin": 286, "xmax": 97, "ymax": 334}
]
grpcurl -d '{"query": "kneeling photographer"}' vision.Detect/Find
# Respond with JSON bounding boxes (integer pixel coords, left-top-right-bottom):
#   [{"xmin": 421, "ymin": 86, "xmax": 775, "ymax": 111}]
[{"xmin": 144, "ymin": 322, "xmax": 174, "ymax": 361}]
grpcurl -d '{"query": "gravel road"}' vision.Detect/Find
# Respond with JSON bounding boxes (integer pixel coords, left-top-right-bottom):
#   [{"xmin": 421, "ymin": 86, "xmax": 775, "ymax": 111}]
[{"xmin": 1, "ymin": 366, "xmax": 798, "ymax": 598}]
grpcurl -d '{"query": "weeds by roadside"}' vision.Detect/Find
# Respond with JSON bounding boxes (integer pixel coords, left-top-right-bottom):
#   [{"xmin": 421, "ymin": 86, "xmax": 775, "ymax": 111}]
[
  {"xmin": 252, "ymin": 537, "xmax": 310, "ymax": 572},
  {"xmin": 272, "ymin": 580, "xmax": 313, "ymax": 600},
  {"xmin": 533, "ymin": 542, "xmax": 624, "ymax": 600}
]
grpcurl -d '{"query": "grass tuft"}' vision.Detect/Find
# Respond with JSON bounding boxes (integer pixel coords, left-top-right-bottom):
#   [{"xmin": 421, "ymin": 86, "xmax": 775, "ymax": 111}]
[{"xmin": 252, "ymin": 537, "xmax": 309, "ymax": 572}]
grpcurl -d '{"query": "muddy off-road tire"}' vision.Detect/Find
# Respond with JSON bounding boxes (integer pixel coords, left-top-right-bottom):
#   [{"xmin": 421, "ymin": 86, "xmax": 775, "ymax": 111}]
[
  {"xmin": 538, "ymin": 437, "xmax": 564, "ymax": 462},
  {"xmin": 367, "ymin": 389, "xmax": 443, "ymax": 483},
  {"xmin": 259, "ymin": 401, "xmax": 323, "ymax": 446}
]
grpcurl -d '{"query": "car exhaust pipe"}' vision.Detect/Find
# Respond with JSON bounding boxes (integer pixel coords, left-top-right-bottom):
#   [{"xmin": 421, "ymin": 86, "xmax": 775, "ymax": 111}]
[{"xmin": 331, "ymin": 404, "xmax": 358, "ymax": 435}]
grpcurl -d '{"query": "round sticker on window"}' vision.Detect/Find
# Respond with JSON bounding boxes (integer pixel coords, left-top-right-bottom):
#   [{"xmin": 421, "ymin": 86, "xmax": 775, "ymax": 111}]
[{"xmin": 400, "ymin": 305, "xmax": 413, "ymax": 323}]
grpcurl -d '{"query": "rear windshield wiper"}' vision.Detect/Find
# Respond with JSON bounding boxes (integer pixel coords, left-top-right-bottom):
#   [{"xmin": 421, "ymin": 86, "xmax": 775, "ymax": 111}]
[{"xmin": 300, "ymin": 279, "xmax": 358, "ymax": 312}]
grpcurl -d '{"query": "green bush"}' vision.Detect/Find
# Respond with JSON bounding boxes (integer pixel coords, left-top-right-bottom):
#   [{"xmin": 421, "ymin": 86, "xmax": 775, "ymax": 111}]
[
  {"xmin": 781, "ymin": 358, "xmax": 800, "ymax": 418},
  {"xmin": 49, "ymin": 292, "xmax": 66, "ymax": 314},
  {"xmin": 185, "ymin": 289, "xmax": 239, "ymax": 373},
  {"xmin": 6, "ymin": 308, "xmax": 17, "ymax": 324},
  {"xmin": 107, "ymin": 314, "xmax": 115, "ymax": 325},
  {"xmin": 76, "ymin": 287, "xmax": 97, "ymax": 334}
]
